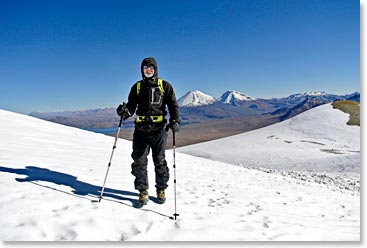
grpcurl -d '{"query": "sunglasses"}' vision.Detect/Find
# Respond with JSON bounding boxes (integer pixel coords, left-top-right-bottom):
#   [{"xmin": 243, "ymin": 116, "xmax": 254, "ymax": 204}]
[{"xmin": 143, "ymin": 65, "xmax": 155, "ymax": 70}]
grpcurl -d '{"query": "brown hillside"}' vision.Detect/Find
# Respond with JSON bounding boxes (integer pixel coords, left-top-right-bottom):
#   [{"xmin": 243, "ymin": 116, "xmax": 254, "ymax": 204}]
[{"xmin": 332, "ymin": 100, "xmax": 360, "ymax": 126}]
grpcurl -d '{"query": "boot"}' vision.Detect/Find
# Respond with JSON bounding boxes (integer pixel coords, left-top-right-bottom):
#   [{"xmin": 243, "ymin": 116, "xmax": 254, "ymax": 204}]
[
  {"xmin": 156, "ymin": 189, "xmax": 166, "ymax": 204},
  {"xmin": 139, "ymin": 190, "xmax": 149, "ymax": 205}
]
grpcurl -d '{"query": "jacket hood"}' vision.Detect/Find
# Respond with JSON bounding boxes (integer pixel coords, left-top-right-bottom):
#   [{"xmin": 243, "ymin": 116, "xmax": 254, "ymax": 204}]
[{"xmin": 141, "ymin": 57, "xmax": 158, "ymax": 83}]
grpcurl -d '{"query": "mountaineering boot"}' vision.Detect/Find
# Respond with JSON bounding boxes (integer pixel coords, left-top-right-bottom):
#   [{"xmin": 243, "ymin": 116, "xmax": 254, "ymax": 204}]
[
  {"xmin": 156, "ymin": 189, "xmax": 166, "ymax": 204},
  {"xmin": 138, "ymin": 190, "xmax": 149, "ymax": 206}
]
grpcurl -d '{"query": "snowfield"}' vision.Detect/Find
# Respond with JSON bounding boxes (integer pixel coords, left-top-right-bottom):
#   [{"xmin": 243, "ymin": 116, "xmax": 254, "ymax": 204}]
[
  {"xmin": 179, "ymin": 103, "xmax": 360, "ymax": 173},
  {"xmin": 0, "ymin": 106, "xmax": 360, "ymax": 241}
]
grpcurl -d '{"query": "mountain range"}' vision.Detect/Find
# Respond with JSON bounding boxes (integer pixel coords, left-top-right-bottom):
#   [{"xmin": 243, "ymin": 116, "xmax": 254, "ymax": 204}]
[
  {"xmin": 178, "ymin": 90, "xmax": 358, "ymax": 107},
  {"xmin": 177, "ymin": 90, "xmax": 359, "ymax": 122},
  {"xmin": 178, "ymin": 90, "xmax": 256, "ymax": 107},
  {"xmin": 29, "ymin": 90, "xmax": 360, "ymax": 147}
]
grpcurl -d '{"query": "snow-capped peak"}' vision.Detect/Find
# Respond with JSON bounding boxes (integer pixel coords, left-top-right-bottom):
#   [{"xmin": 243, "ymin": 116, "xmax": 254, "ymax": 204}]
[
  {"xmin": 305, "ymin": 91, "xmax": 327, "ymax": 96},
  {"xmin": 289, "ymin": 91, "xmax": 328, "ymax": 99},
  {"xmin": 290, "ymin": 91, "xmax": 327, "ymax": 97},
  {"xmin": 218, "ymin": 90, "xmax": 256, "ymax": 104},
  {"xmin": 177, "ymin": 90, "xmax": 217, "ymax": 107}
]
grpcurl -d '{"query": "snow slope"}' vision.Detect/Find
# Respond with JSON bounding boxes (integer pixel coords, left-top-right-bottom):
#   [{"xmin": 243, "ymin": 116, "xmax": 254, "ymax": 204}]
[
  {"xmin": 178, "ymin": 103, "xmax": 360, "ymax": 173},
  {"xmin": 0, "ymin": 109, "xmax": 360, "ymax": 241}
]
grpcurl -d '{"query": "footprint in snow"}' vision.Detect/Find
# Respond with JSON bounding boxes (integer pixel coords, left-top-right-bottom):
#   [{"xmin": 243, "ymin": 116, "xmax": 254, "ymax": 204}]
[
  {"xmin": 262, "ymin": 216, "xmax": 271, "ymax": 228},
  {"xmin": 246, "ymin": 202, "xmax": 261, "ymax": 215}
]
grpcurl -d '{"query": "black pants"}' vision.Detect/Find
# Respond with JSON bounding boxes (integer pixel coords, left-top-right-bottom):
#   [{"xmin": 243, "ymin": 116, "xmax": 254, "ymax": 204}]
[{"xmin": 131, "ymin": 128, "xmax": 169, "ymax": 191}]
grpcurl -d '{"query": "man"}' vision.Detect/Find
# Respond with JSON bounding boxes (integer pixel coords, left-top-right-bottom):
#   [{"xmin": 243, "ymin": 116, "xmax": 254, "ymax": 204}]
[{"xmin": 117, "ymin": 57, "xmax": 180, "ymax": 206}]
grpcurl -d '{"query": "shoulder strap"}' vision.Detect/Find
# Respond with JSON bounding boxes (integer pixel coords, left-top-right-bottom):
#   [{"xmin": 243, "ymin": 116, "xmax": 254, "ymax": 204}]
[
  {"xmin": 136, "ymin": 81, "xmax": 141, "ymax": 95},
  {"xmin": 136, "ymin": 79, "xmax": 165, "ymax": 95},
  {"xmin": 157, "ymin": 78, "xmax": 165, "ymax": 95}
]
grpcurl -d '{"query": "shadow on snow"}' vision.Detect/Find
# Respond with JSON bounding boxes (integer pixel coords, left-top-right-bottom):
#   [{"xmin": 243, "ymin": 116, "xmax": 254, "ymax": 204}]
[{"xmin": 0, "ymin": 165, "xmax": 172, "ymax": 219}]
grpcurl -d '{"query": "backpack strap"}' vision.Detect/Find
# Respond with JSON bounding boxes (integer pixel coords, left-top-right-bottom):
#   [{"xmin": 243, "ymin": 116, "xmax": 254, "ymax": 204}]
[
  {"xmin": 136, "ymin": 79, "xmax": 165, "ymax": 95},
  {"xmin": 136, "ymin": 81, "xmax": 141, "ymax": 95},
  {"xmin": 157, "ymin": 78, "xmax": 165, "ymax": 95}
]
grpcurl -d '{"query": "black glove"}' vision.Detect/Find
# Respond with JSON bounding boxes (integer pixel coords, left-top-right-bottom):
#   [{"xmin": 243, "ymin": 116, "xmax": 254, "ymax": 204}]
[
  {"xmin": 116, "ymin": 102, "xmax": 131, "ymax": 120},
  {"xmin": 165, "ymin": 120, "xmax": 181, "ymax": 133}
]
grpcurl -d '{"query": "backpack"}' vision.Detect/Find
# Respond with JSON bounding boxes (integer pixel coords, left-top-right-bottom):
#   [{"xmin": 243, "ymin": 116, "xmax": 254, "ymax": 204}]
[{"xmin": 136, "ymin": 78, "xmax": 165, "ymax": 95}]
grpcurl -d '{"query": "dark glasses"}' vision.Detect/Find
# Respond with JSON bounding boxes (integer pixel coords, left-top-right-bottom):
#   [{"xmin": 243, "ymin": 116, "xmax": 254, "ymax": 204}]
[{"xmin": 143, "ymin": 65, "xmax": 155, "ymax": 70}]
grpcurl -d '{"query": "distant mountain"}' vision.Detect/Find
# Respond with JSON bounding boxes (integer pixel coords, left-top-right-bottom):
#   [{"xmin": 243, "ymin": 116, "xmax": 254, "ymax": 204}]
[
  {"xmin": 266, "ymin": 91, "xmax": 354, "ymax": 108},
  {"xmin": 290, "ymin": 91, "xmax": 327, "ymax": 98},
  {"xmin": 177, "ymin": 90, "xmax": 217, "ymax": 107},
  {"xmin": 347, "ymin": 92, "xmax": 360, "ymax": 102},
  {"xmin": 218, "ymin": 90, "xmax": 256, "ymax": 105},
  {"xmin": 178, "ymin": 89, "xmax": 257, "ymax": 107},
  {"xmin": 30, "ymin": 108, "xmax": 122, "ymax": 129},
  {"xmin": 274, "ymin": 97, "xmax": 330, "ymax": 121},
  {"xmin": 267, "ymin": 91, "xmax": 359, "ymax": 121},
  {"xmin": 30, "ymin": 108, "xmax": 115, "ymax": 119}
]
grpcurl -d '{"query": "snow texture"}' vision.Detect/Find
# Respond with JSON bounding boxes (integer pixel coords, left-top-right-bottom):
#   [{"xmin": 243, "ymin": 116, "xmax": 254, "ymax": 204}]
[{"xmin": 0, "ymin": 106, "xmax": 360, "ymax": 241}]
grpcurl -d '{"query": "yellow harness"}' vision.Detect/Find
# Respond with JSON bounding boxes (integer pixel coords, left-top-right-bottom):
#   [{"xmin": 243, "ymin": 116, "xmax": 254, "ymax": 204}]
[
  {"xmin": 136, "ymin": 78, "xmax": 165, "ymax": 123},
  {"xmin": 136, "ymin": 78, "xmax": 165, "ymax": 95}
]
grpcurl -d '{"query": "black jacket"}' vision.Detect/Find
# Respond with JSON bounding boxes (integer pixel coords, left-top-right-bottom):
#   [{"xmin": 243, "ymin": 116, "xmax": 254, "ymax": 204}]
[{"xmin": 126, "ymin": 58, "xmax": 180, "ymax": 132}]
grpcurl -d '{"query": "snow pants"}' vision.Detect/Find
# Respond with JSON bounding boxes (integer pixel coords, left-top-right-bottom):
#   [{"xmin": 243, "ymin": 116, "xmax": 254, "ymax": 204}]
[{"xmin": 131, "ymin": 128, "xmax": 169, "ymax": 191}]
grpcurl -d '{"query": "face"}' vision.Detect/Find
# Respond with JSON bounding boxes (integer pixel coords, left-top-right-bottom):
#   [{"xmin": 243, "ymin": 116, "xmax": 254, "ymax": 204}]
[{"xmin": 143, "ymin": 65, "xmax": 155, "ymax": 74}]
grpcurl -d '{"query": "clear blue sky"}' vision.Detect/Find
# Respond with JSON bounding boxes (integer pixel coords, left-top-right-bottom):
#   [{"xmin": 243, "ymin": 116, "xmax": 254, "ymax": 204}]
[{"xmin": 0, "ymin": 0, "xmax": 360, "ymax": 114}]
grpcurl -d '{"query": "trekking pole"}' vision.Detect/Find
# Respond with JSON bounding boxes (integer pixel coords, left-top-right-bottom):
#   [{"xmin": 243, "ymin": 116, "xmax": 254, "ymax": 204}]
[
  {"xmin": 172, "ymin": 131, "xmax": 179, "ymax": 220},
  {"xmin": 99, "ymin": 115, "xmax": 124, "ymax": 202}
]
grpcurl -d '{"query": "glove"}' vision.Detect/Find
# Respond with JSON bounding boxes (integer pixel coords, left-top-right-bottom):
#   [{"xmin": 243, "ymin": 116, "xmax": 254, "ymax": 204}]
[
  {"xmin": 166, "ymin": 120, "xmax": 181, "ymax": 133},
  {"xmin": 116, "ymin": 102, "xmax": 131, "ymax": 120}
]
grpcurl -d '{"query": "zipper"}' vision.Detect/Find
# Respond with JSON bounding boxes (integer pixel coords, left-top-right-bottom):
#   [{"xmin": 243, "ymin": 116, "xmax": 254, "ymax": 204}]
[{"xmin": 151, "ymin": 88, "xmax": 155, "ymax": 104}]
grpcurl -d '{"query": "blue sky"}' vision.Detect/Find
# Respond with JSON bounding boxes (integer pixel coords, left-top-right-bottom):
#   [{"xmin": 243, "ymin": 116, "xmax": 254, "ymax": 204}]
[{"xmin": 0, "ymin": 0, "xmax": 360, "ymax": 114}]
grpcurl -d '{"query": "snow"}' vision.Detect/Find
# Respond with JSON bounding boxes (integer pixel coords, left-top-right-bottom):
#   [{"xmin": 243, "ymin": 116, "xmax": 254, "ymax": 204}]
[
  {"xmin": 305, "ymin": 91, "xmax": 327, "ymax": 96},
  {"xmin": 177, "ymin": 90, "xmax": 217, "ymax": 107},
  {"xmin": 178, "ymin": 104, "xmax": 360, "ymax": 174},
  {"xmin": 292, "ymin": 91, "xmax": 327, "ymax": 97},
  {"xmin": 177, "ymin": 89, "xmax": 257, "ymax": 107},
  {"xmin": 0, "ymin": 107, "xmax": 360, "ymax": 241},
  {"xmin": 218, "ymin": 90, "xmax": 256, "ymax": 104}
]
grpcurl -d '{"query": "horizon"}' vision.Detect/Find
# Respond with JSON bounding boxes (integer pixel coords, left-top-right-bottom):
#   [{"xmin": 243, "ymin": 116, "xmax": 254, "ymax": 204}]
[
  {"xmin": 0, "ymin": 0, "xmax": 360, "ymax": 114},
  {"xmin": 26, "ymin": 89, "xmax": 359, "ymax": 114},
  {"xmin": 0, "ymin": 87, "xmax": 361, "ymax": 114}
]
